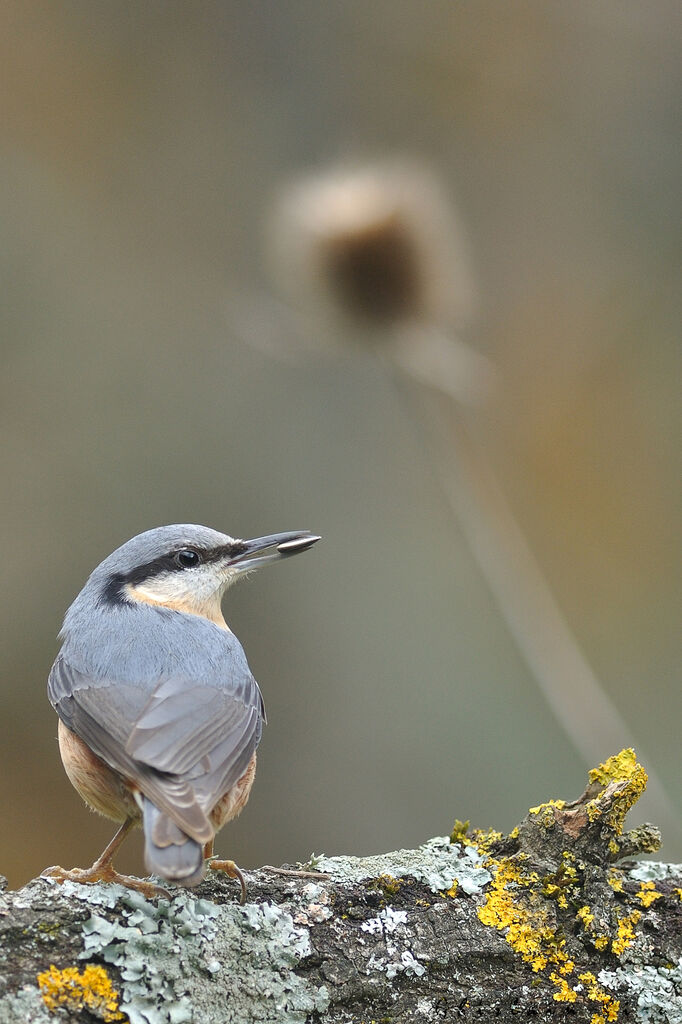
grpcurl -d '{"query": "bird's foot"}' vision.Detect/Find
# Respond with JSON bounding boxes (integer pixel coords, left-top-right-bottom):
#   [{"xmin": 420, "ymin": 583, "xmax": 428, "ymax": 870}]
[
  {"xmin": 41, "ymin": 863, "xmax": 170, "ymax": 900},
  {"xmin": 262, "ymin": 864, "xmax": 330, "ymax": 880},
  {"xmin": 207, "ymin": 857, "xmax": 248, "ymax": 904}
]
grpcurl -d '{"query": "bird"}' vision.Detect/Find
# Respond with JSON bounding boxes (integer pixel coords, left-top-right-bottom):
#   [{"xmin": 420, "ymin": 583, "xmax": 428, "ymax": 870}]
[{"xmin": 42, "ymin": 524, "xmax": 320, "ymax": 900}]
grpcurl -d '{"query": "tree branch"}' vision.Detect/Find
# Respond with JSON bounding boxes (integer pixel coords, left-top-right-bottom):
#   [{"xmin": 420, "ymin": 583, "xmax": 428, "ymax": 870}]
[{"xmin": 1, "ymin": 750, "xmax": 680, "ymax": 1023}]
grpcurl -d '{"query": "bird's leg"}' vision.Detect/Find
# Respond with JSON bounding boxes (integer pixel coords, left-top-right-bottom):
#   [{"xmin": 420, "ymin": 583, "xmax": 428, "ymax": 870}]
[
  {"xmin": 42, "ymin": 818, "xmax": 170, "ymax": 899},
  {"xmin": 204, "ymin": 841, "xmax": 248, "ymax": 904}
]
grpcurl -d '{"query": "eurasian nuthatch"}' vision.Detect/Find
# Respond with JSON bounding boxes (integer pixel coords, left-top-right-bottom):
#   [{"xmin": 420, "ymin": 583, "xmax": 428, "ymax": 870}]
[{"xmin": 43, "ymin": 524, "xmax": 320, "ymax": 899}]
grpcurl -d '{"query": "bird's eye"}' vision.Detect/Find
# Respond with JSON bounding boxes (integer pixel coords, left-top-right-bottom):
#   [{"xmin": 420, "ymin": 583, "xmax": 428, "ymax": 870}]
[{"xmin": 175, "ymin": 549, "xmax": 201, "ymax": 568}]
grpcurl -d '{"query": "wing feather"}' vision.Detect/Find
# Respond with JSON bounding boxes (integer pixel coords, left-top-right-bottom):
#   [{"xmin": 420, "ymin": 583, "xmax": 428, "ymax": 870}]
[{"xmin": 48, "ymin": 654, "xmax": 264, "ymax": 844}]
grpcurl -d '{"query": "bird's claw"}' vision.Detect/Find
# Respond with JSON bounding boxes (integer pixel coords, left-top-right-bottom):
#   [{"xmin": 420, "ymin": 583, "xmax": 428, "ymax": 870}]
[
  {"xmin": 208, "ymin": 857, "xmax": 248, "ymax": 904},
  {"xmin": 41, "ymin": 864, "xmax": 170, "ymax": 900}
]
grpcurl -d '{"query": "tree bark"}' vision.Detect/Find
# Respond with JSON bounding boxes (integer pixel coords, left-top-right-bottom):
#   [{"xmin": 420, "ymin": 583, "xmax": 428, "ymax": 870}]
[{"xmin": 1, "ymin": 750, "xmax": 680, "ymax": 1023}]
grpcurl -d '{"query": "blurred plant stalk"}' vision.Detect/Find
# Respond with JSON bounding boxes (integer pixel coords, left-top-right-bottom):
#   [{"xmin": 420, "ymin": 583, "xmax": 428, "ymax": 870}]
[
  {"xmin": 398, "ymin": 375, "xmax": 680, "ymax": 842},
  {"xmin": 261, "ymin": 159, "xmax": 680, "ymax": 845}
]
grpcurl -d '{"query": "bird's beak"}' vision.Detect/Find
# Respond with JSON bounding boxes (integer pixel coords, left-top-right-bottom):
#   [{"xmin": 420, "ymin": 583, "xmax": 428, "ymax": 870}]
[{"xmin": 227, "ymin": 531, "xmax": 321, "ymax": 572}]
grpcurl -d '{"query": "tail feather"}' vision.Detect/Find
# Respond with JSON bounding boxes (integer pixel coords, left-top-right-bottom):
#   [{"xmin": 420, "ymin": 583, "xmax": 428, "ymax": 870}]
[{"xmin": 143, "ymin": 799, "xmax": 206, "ymax": 887}]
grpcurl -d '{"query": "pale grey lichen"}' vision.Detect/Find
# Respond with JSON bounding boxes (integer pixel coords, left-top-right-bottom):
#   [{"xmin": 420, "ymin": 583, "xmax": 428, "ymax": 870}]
[
  {"xmin": 292, "ymin": 882, "xmax": 332, "ymax": 925},
  {"xmin": 416, "ymin": 996, "xmax": 438, "ymax": 1019},
  {"xmin": 361, "ymin": 907, "xmax": 408, "ymax": 936},
  {"xmin": 60, "ymin": 879, "xmax": 130, "ymax": 908},
  {"xmin": 0, "ymin": 985, "xmax": 53, "ymax": 1024},
  {"xmin": 205, "ymin": 902, "xmax": 330, "ymax": 1023},
  {"xmin": 629, "ymin": 861, "xmax": 682, "ymax": 882},
  {"xmin": 396, "ymin": 949, "xmax": 426, "ymax": 978},
  {"xmin": 313, "ymin": 835, "xmax": 492, "ymax": 894},
  {"xmin": 367, "ymin": 944, "xmax": 426, "ymax": 981},
  {"xmin": 358, "ymin": 901, "xmax": 427, "ymax": 983},
  {"xmin": 78, "ymin": 888, "xmax": 221, "ymax": 1024},
  {"xmin": 26, "ymin": 880, "xmax": 329, "ymax": 1024},
  {"xmin": 598, "ymin": 958, "xmax": 682, "ymax": 1023}
]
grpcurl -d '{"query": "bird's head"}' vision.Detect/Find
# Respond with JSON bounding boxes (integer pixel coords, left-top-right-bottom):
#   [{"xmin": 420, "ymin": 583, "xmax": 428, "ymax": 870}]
[{"xmin": 89, "ymin": 524, "xmax": 320, "ymax": 627}]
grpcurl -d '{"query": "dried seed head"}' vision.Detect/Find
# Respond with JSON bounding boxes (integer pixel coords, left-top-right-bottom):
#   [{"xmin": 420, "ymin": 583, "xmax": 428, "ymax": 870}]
[
  {"xmin": 319, "ymin": 209, "xmax": 423, "ymax": 325},
  {"xmin": 268, "ymin": 160, "xmax": 475, "ymax": 337}
]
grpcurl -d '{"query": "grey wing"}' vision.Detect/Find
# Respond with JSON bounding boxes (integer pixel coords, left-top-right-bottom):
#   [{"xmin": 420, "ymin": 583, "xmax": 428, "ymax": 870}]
[{"xmin": 48, "ymin": 655, "xmax": 264, "ymax": 844}]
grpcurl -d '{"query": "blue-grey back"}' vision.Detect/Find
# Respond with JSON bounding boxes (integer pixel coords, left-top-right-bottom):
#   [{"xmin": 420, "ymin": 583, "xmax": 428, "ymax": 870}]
[{"xmin": 60, "ymin": 593, "xmax": 255, "ymax": 702}]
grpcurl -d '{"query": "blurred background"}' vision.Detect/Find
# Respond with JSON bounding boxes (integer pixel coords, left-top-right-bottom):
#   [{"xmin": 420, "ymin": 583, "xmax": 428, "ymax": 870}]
[{"xmin": 1, "ymin": 2, "xmax": 680, "ymax": 888}]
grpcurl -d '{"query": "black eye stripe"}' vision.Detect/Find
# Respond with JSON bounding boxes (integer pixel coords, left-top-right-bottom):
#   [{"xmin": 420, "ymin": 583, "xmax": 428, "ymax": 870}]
[{"xmin": 101, "ymin": 542, "xmax": 237, "ymax": 606}]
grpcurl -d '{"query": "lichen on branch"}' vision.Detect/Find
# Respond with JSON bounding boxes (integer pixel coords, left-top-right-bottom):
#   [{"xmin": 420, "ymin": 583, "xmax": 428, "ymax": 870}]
[{"xmin": 0, "ymin": 749, "xmax": 680, "ymax": 1023}]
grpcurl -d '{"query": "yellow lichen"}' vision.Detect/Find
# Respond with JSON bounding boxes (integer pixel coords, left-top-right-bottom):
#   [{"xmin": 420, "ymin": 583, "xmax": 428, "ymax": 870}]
[
  {"xmin": 611, "ymin": 910, "xmax": 641, "ymax": 955},
  {"xmin": 474, "ymin": 760, "xmax": 640, "ymax": 1020},
  {"xmin": 636, "ymin": 881, "xmax": 663, "ymax": 908},
  {"xmin": 541, "ymin": 855, "xmax": 580, "ymax": 911},
  {"xmin": 588, "ymin": 749, "xmax": 648, "ymax": 837},
  {"xmin": 477, "ymin": 859, "xmax": 561, "ymax": 972},
  {"xmin": 607, "ymin": 871, "xmax": 624, "ymax": 893},
  {"xmin": 528, "ymin": 798, "xmax": 566, "ymax": 815},
  {"xmin": 675, "ymin": 889, "xmax": 682, "ymax": 902},
  {"xmin": 591, "ymin": 1006, "xmax": 620, "ymax": 1024},
  {"xmin": 550, "ymin": 973, "xmax": 577, "ymax": 1002},
  {"xmin": 589, "ymin": 748, "xmax": 639, "ymax": 787},
  {"xmin": 449, "ymin": 819, "xmax": 471, "ymax": 845},
  {"xmin": 579, "ymin": 973, "xmax": 620, "ymax": 1022},
  {"xmin": 586, "ymin": 802, "xmax": 603, "ymax": 823},
  {"xmin": 590, "ymin": 1009, "xmax": 621, "ymax": 1024},
  {"xmin": 470, "ymin": 827, "xmax": 503, "ymax": 855},
  {"xmin": 579, "ymin": 971, "xmax": 617, "ymax": 1005},
  {"xmin": 372, "ymin": 873, "xmax": 401, "ymax": 897},
  {"xmin": 528, "ymin": 799, "xmax": 567, "ymax": 830},
  {"xmin": 576, "ymin": 906, "xmax": 594, "ymax": 928},
  {"xmin": 477, "ymin": 857, "xmax": 583, "ymax": 1006},
  {"xmin": 471, "ymin": 753, "xmax": 651, "ymax": 1020},
  {"xmin": 446, "ymin": 880, "xmax": 459, "ymax": 898},
  {"xmin": 559, "ymin": 852, "xmax": 579, "ymax": 880},
  {"xmin": 476, "ymin": 858, "xmax": 619, "ymax": 1016},
  {"xmin": 38, "ymin": 964, "xmax": 125, "ymax": 1021}
]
